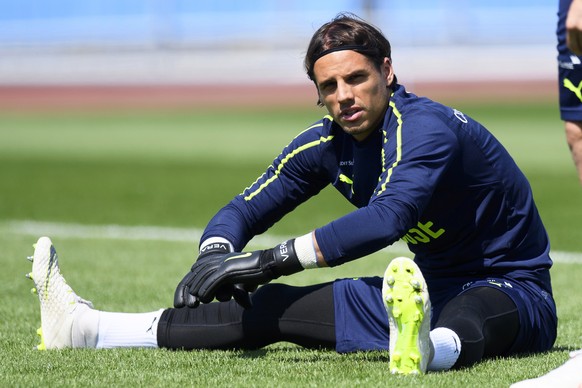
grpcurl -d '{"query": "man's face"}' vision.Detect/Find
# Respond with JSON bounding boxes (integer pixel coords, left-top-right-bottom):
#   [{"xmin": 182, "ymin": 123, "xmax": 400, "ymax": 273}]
[{"xmin": 313, "ymin": 51, "xmax": 394, "ymax": 141}]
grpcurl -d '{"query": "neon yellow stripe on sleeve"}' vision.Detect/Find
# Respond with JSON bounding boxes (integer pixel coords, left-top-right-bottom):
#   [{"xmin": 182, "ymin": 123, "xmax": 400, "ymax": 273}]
[
  {"xmin": 377, "ymin": 100, "xmax": 403, "ymax": 195},
  {"xmin": 292, "ymin": 116, "xmax": 333, "ymax": 139},
  {"xmin": 243, "ymin": 133, "xmax": 335, "ymax": 201}
]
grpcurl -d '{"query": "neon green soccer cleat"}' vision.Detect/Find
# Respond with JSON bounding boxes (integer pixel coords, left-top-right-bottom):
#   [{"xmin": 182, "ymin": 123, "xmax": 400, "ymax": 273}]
[
  {"xmin": 27, "ymin": 236, "xmax": 96, "ymax": 349},
  {"xmin": 382, "ymin": 256, "xmax": 431, "ymax": 374}
]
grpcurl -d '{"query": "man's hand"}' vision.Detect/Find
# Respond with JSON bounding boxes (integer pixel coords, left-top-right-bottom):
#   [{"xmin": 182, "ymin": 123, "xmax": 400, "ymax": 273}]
[
  {"xmin": 180, "ymin": 239, "xmax": 304, "ymax": 308},
  {"xmin": 567, "ymin": 0, "xmax": 582, "ymax": 55},
  {"xmin": 174, "ymin": 242, "xmax": 232, "ymax": 308}
]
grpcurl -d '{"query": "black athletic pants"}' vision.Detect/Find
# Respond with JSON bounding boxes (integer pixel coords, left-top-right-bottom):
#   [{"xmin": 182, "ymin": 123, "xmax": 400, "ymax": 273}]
[
  {"xmin": 157, "ymin": 282, "xmax": 519, "ymax": 368},
  {"xmin": 158, "ymin": 282, "xmax": 336, "ymax": 350}
]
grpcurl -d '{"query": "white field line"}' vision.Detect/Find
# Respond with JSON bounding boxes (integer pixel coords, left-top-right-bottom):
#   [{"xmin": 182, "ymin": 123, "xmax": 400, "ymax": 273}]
[
  {"xmin": 0, "ymin": 220, "xmax": 411, "ymax": 253},
  {"xmin": 3, "ymin": 220, "xmax": 582, "ymax": 265}
]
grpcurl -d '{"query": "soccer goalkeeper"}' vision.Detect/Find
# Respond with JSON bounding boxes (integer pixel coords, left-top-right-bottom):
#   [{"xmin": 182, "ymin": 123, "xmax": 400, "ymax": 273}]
[{"xmin": 28, "ymin": 13, "xmax": 557, "ymax": 376}]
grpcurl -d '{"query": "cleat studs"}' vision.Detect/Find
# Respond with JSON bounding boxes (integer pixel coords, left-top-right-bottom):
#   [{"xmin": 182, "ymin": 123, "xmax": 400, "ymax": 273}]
[
  {"xmin": 25, "ymin": 272, "xmax": 33, "ymax": 280},
  {"xmin": 35, "ymin": 327, "xmax": 46, "ymax": 350},
  {"xmin": 30, "ymin": 287, "xmax": 37, "ymax": 295},
  {"xmin": 384, "ymin": 257, "xmax": 429, "ymax": 375},
  {"xmin": 26, "ymin": 255, "xmax": 34, "ymax": 262}
]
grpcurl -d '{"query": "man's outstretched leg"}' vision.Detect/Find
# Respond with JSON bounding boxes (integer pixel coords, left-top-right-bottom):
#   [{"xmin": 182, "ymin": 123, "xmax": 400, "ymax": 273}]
[{"xmin": 27, "ymin": 237, "xmax": 335, "ymax": 351}]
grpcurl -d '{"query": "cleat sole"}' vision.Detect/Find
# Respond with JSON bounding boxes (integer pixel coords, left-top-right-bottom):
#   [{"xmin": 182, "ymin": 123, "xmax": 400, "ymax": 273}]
[{"xmin": 382, "ymin": 257, "xmax": 431, "ymax": 375}]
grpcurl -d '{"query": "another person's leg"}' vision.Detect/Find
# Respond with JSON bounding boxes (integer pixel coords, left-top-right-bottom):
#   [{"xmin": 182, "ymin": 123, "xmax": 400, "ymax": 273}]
[
  {"xmin": 29, "ymin": 237, "xmax": 336, "ymax": 350},
  {"xmin": 565, "ymin": 120, "xmax": 582, "ymax": 183},
  {"xmin": 558, "ymin": 3, "xmax": 582, "ymax": 184}
]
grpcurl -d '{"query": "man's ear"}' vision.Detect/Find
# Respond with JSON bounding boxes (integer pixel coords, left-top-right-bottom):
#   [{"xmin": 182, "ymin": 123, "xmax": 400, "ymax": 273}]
[
  {"xmin": 312, "ymin": 81, "xmax": 324, "ymax": 107},
  {"xmin": 383, "ymin": 57, "xmax": 394, "ymax": 86}
]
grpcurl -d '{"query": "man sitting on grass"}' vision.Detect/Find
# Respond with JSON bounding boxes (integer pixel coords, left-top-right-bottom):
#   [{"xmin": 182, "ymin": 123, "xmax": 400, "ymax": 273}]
[{"xmin": 28, "ymin": 13, "xmax": 557, "ymax": 376}]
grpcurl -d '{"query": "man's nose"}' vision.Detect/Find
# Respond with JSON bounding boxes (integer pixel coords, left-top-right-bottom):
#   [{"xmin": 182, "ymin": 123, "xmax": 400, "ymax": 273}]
[{"xmin": 336, "ymin": 82, "xmax": 354, "ymax": 102}]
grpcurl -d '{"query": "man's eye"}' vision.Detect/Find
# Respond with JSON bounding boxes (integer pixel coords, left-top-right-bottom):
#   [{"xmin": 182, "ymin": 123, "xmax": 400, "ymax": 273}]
[
  {"xmin": 320, "ymin": 83, "xmax": 336, "ymax": 93},
  {"xmin": 348, "ymin": 74, "xmax": 366, "ymax": 84}
]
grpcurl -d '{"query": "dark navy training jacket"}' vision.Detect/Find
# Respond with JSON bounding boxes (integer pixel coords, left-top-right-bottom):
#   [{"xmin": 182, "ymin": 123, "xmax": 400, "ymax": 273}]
[{"xmin": 201, "ymin": 84, "xmax": 552, "ymax": 290}]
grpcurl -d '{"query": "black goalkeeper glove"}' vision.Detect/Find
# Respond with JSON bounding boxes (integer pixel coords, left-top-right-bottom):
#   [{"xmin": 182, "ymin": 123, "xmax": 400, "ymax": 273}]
[
  {"xmin": 178, "ymin": 239, "xmax": 304, "ymax": 308},
  {"xmin": 174, "ymin": 242, "xmax": 252, "ymax": 308}
]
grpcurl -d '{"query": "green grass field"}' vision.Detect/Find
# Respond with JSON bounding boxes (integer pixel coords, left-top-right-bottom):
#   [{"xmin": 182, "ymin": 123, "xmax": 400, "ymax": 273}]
[{"xmin": 1, "ymin": 100, "xmax": 581, "ymax": 387}]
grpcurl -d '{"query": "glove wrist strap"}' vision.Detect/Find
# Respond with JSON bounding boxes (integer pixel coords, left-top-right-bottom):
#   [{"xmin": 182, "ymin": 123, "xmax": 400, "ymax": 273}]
[
  {"xmin": 271, "ymin": 239, "xmax": 303, "ymax": 277},
  {"xmin": 199, "ymin": 237, "xmax": 233, "ymax": 254}
]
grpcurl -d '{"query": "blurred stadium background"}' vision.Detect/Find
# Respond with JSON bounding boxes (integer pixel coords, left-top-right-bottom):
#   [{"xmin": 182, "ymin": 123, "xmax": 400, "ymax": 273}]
[
  {"xmin": 0, "ymin": 0, "xmax": 558, "ymax": 109},
  {"xmin": 3, "ymin": 4, "xmax": 582, "ymax": 386}
]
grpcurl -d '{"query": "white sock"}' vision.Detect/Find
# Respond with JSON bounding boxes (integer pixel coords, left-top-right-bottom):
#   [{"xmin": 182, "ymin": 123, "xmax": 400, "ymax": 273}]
[
  {"xmin": 428, "ymin": 327, "xmax": 461, "ymax": 371},
  {"xmin": 71, "ymin": 305, "xmax": 101, "ymax": 348},
  {"xmin": 96, "ymin": 309, "xmax": 164, "ymax": 349}
]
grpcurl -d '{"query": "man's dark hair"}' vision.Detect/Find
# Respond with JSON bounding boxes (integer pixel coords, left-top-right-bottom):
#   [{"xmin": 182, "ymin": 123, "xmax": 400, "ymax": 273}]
[{"xmin": 304, "ymin": 13, "xmax": 395, "ymax": 85}]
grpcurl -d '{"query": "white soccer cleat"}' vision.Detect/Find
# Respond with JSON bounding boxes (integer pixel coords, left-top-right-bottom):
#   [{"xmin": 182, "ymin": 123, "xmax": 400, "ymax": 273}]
[
  {"xmin": 382, "ymin": 256, "xmax": 431, "ymax": 375},
  {"xmin": 510, "ymin": 349, "xmax": 582, "ymax": 388},
  {"xmin": 28, "ymin": 236, "xmax": 97, "ymax": 349}
]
